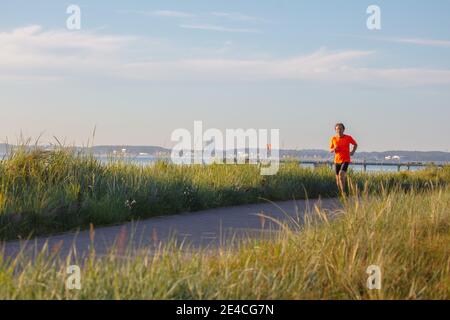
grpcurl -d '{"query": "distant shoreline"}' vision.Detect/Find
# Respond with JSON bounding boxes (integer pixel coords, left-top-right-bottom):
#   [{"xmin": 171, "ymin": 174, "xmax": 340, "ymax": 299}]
[{"xmin": 2, "ymin": 145, "xmax": 450, "ymax": 164}]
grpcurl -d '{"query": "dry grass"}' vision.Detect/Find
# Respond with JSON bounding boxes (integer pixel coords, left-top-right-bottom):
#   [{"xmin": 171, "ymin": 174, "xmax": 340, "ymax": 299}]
[
  {"xmin": 0, "ymin": 185, "xmax": 449, "ymax": 299},
  {"xmin": 0, "ymin": 146, "xmax": 447, "ymax": 240}
]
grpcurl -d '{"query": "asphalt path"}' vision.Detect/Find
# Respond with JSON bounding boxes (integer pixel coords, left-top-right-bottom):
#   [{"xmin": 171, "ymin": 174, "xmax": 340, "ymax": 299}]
[{"xmin": 1, "ymin": 198, "xmax": 340, "ymax": 260}]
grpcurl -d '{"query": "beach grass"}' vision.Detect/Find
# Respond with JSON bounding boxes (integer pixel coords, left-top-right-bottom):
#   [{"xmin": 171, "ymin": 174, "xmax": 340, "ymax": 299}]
[
  {"xmin": 0, "ymin": 145, "xmax": 448, "ymax": 239},
  {"xmin": 0, "ymin": 184, "xmax": 448, "ymax": 299}
]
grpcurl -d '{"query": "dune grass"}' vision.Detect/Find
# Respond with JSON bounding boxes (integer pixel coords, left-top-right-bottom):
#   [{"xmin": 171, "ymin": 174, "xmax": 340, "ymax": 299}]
[
  {"xmin": 0, "ymin": 185, "xmax": 448, "ymax": 299},
  {"xmin": 0, "ymin": 146, "xmax": 449, "ymax": 240}
]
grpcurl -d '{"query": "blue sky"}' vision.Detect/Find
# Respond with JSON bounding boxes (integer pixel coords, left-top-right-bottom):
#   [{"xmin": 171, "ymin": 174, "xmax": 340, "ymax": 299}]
[{"xmin": 1, "ymin": 0, "xmax": 450, "ymax": 151}]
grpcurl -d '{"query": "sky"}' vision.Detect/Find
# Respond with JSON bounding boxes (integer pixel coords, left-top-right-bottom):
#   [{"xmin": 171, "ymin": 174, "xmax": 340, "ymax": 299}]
[{"xmin": 1, "ymin": 0, "xmax": 450, "ymax": 151}]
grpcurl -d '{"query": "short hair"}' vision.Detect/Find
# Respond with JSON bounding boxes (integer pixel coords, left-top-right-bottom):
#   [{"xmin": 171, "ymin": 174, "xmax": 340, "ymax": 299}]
[{"xmin": 335, "ymin": 123, "xmax": 345, "ymax": 130}]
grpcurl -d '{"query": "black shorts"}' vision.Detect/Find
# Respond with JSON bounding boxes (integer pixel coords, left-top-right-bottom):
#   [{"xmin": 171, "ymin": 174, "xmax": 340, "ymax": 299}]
[{"xmin": 335, "ymin": 162, "xmax": 349, "ymax": 175}]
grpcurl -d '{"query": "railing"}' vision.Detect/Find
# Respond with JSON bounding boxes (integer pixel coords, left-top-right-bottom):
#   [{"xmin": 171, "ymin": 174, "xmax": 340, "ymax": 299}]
[
  {"xmin": 287, "ymin": 160, "xmax": 446, "ymax": 172},
  {"xmin": 97, "ymin": 154, "xmax": 447, "ymax": 172}
]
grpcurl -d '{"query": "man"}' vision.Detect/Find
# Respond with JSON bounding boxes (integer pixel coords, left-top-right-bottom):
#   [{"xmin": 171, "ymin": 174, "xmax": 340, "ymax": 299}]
[{"xmin": 330, "ymin": 123, "xmax": 358, "ymax": 193}]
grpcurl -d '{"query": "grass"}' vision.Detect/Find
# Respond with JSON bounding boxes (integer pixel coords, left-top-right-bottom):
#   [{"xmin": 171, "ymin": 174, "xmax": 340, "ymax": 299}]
[
  {"xmin": 0, "ymin": 185, "xmax": 448, "ymax": 299},
  {"xmin": 0, "ymin": 146, "xmax": 449, "ymax": 240}
]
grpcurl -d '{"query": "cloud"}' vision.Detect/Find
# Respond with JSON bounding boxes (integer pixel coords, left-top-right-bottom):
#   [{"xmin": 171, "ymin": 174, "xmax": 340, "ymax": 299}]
[
  {"xmin": 2, "ymin": 26, "xmax": 450, "ymax": 87},
  {"xmin": 119, "ymin": 9, "xmax": 195, "ymax": 18},
  {"xmin": 121, "ymin": 10, "xmax": 266, "ymax": 33},
  {"xmin": 210, "ymin": 12, "xmax": 266, "ymax": 22},
  {"xmin": 118, "ymin": 50, "xmax": 373, "ymax": 82},
  {"xmin": 179, "ymin": 24, "xmax": 260, "ymax": 33},
  {"xmin": 123, "ymin": 9, "xmax": 264, "ymax": 22},
  {"xmin": 0, "ymin": 25, "xmax": 138, "ymax": 81},
  {"xmin": 149, "ymin": 10, "xmax": 195, "ymax": 18},
  {"xmin": 357, "ymin": 35, "xmax": 450, "ymax": 48},
  {"xmin": 391, "ymin": 37, "xmax": 450, "ymax": 48}
]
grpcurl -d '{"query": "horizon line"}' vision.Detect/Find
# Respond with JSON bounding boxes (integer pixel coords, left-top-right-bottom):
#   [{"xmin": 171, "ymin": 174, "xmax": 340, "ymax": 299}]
[{"xmin": 0, "ymin": 143, "xmax": 449, "ymax": 154}]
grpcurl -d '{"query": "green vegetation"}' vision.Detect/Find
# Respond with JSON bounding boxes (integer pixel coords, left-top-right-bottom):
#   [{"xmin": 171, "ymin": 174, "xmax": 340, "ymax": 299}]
[
  {"xmin": 0, "ymin": 186, "xmax": 448, "ymax": 299},
  {"xmin": 0, "ymin": 146, "xmax": 449, "ymax": 240}
]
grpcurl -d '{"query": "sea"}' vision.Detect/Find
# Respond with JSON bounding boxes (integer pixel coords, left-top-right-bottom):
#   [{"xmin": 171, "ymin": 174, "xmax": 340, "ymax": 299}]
[
  {"xmin": 99, "ymin": 155, "xmax": 433, "ymax": 172},
  {"xmin": 0, "ymin": 153, "xmax": 432, "ymax": 173}
]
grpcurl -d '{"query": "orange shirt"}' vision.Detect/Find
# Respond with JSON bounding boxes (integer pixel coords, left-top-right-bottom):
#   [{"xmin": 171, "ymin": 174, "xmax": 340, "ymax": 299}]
[{"xmin": 330, "ymin": 135, "xmax": 357, "ymax": 164}]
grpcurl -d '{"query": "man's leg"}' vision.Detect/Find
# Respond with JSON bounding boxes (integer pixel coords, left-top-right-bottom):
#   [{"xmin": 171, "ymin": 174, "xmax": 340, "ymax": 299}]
[
  {"xmin": 338, "ymin": 163, "xmax": 349, "ymax": 194},
  {"xmin": 339, "ymin": 170, "xmax": 347, "ymax": 193},
  {"xmin": 335, "ymin": 163, "xmax": 344, "ymax": 193}
]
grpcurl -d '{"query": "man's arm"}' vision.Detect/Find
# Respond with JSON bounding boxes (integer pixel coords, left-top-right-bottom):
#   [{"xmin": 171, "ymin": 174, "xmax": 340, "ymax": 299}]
[
  {"xmin": 350, "ymin": 143, "xmax": 358, "ymax": 156},
  {"xmin": 330, "ymin": 139, "xmax": 336, "ymax": 153}
]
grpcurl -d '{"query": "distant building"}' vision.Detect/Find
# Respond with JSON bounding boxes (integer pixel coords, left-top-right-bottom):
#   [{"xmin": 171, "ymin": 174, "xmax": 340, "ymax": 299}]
[{"xmin": 385, "ymin": 155, "xmax": 401, "ymax": 161}]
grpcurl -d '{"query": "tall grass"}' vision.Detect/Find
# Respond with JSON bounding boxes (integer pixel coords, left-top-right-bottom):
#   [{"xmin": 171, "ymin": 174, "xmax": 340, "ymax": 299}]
[
  {"xmin": 0, "ymin": 185, "xmax": 448, "ymax": 299},
  {"xmin": 0, "ymin": 146, "xmax": 449, "ymax": 239}
]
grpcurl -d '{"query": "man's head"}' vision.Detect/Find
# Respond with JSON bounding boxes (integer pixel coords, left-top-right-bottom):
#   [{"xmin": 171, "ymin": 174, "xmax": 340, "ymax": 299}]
[{"xmin": 335, "ymin": 123, "xmax": 345, "ymax": 137}]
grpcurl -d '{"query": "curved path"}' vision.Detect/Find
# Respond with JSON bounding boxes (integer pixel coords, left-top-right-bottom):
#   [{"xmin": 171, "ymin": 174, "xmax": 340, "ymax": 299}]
[{"xmin": 1, "ymin": 198, "xmax": 340, "ymax": 259}]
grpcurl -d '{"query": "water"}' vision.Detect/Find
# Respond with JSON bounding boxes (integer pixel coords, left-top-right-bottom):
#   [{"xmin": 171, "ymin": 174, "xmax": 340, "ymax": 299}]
[
  {"xmin": 100, "ymin": 156, "xmax": 427, "ymax": 173},
  {"xmin": 96, "ymin": 154, "xmax": 161, "ymax": 164},
  {"xmin": 0, "ymin": 152, "xmax": 429, "ymax": 173},
  {"xmin": 298, "ymin": 163, "xmax": 424, "ymax": 172}
]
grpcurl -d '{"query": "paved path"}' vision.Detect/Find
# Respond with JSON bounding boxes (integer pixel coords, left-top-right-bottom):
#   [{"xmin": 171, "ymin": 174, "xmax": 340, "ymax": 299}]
[{"xmin": 1, "ymin": 198, "xmax": 339, "ymax": 260}]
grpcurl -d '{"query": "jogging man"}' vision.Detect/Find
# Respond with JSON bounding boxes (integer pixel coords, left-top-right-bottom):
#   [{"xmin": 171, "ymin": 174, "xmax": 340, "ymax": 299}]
[{"xmin": 330, "ymin": 123, "xmax": 358, "ymax": 193}]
